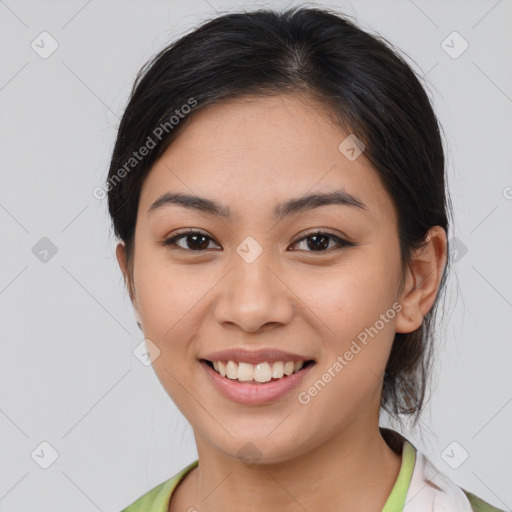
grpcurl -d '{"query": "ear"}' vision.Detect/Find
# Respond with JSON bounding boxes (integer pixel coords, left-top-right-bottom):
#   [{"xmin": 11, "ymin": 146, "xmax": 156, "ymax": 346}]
[
  {"xmin": 115, "ymin": 242, "xmax": 142, "ymax": 327},
  {"xmin": 395, "ymin": 226, "xmax": 448, "ymax": 333}
]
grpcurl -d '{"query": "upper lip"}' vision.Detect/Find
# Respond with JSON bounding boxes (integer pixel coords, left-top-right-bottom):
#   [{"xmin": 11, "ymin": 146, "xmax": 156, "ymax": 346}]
[{"xmin": 199, "ymin": 347, "xmax": 315, "ymax": 365}]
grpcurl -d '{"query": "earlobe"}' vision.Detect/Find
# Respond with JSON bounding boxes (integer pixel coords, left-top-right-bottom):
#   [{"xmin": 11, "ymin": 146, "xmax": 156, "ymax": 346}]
[
  {"xmin": 115, "ymin": 242, "xmax": 128, "ymax": 278},
  {"xmin": 115, "ymin": 242, "xmax": 140, "ymax": 324},
  {"xmin": 395, "ymin": 226, "xmax": 447, "ymax": 334},
  {"xmin": 395, "ymin": 288, "xmax": 425, "ymax": 333}
]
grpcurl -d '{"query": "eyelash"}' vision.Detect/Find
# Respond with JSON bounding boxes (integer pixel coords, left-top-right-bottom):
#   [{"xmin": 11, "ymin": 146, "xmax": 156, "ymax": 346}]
[{"xmin": 162, "ymin": 229, "xmax": 354, "ymax": 253}]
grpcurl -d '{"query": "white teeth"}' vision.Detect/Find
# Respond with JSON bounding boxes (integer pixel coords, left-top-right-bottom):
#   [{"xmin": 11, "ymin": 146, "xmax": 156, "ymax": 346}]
[
  {"xmin": 284, "ymin": 361, "xmax": 294, "ymax": 375},
  {"xmin": 254, "ymin": 362, "xmax": 272, "ymax": 383},
  {"xmin": 272, "ymin": 361, "xmax": 284, "ymax": 378},
  {"xmin": 209, "ymin": 359, "xmax": 309, "ymax": 382},
  {"xmin": 226, "ymin": 360, "xmax": 238, "ymax": 380},
  {"xmin": 238, "ymin": 362, "xmax": 254, "ymax": 382}
]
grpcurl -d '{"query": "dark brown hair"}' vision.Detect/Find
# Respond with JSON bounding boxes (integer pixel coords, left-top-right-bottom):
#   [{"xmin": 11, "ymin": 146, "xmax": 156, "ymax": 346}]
[{"xmin": 106, "ymin": 6, "xmax": 453, "ymax": 424}]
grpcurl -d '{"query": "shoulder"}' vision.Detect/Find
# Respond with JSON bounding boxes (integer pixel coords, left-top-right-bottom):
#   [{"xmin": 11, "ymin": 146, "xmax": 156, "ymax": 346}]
[
  {"xmin": 120, "ymin": 478, "xmax": 172, "ymax": 512},
  {"xmin": 391, "ymin": 430, "xmax": 506, "ymax": 512},
  {"xmin": 461, "ymin": 488, "xmax": 507, "ymax": 512},
  {"xmin": 120, "ymin": 460, "xmax": 199, "ymax": 512}
]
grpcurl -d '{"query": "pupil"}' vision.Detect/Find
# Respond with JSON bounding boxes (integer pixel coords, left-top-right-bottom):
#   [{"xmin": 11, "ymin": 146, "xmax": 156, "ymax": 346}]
[
  {"xmin": 185, "ymin": 234, "xmax": 330, "ymax": 251},
  {"xmin": 188, "ymin": 234, "xmax": 209, "ymax": 250},
  {"xmin": 307, "ymin": 234, "xmax": 329, "ymax": 251}
]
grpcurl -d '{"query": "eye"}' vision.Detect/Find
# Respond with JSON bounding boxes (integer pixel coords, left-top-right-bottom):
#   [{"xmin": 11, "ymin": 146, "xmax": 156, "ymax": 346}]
[
  {"xmin": 162, "ymin": 230, "xmax": 220, "ymax": 251},
  {"xmin": 289, "ymin": 231, "xmax": 354, "ymax": 253},
  {"xmin": 162, "ymin": 230, "xmax": 354, "ymax": 253}
]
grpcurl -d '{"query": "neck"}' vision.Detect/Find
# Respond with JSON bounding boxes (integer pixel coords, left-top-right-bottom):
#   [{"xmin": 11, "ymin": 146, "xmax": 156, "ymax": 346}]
[{"xmin": 171, "ymin": 421, "xmax": 402, "ymax": 512}]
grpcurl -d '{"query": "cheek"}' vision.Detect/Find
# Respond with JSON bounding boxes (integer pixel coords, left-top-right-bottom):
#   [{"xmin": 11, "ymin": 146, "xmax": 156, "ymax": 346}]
[
  {"xmin": 303, "ymin": 254, "xmax": 400, "ymax": 338},
  {"xmin": 133, "ymin": 252, "xmax": 206, "ymax": 350},
  {"xmin": 133, "ymin": 259, "xmax": 209, "ymax": 416},
  {"xmin": 299, "ymin": 252, "xmax": 400, "ymax": 406}
]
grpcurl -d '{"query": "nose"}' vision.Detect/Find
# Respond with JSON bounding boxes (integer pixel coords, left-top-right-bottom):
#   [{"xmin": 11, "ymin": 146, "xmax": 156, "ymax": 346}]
[{"xmin": 212, "ymin": 250, "xmax": 295, "ymax": 333}]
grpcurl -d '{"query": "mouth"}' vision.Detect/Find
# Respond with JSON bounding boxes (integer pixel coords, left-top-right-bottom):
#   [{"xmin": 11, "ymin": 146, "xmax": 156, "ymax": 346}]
[{"xmin": 200, "ymin": 358, "xmax": 316, "ymax": 384}]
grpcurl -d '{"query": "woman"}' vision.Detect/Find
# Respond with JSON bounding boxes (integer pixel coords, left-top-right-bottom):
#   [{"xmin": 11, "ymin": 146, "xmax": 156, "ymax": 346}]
[{"xmin": 107, "ymin": 6, "xmax": 505, "ymax": 512}]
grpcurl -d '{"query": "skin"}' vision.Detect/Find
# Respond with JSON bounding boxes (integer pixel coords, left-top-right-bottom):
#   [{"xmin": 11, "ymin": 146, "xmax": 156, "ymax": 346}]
[{"xmin": 116, "ymin": 93, "xmax": 447, "ymax": 512}]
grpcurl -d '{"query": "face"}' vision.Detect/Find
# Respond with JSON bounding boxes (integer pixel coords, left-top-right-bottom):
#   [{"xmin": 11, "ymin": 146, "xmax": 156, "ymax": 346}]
[{"xmin": 117, "ymin": 93, "xmax": 429, "ymax": 464}]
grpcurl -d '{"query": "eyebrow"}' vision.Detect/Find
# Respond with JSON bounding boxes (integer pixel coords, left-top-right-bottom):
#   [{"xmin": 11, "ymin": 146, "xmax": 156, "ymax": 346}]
[{"xmin": 147, "ymin": 189, "xmax": 368, "ymax": 220}]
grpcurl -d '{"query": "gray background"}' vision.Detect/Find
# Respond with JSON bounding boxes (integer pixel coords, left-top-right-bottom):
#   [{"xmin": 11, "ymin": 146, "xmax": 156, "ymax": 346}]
[{"xmin": 1, "ymin": 0, "xmax": 511, "ymax": 510}]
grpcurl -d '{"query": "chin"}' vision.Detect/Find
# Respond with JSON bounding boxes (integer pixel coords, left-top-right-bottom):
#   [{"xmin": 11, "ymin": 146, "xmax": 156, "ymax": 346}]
[{"xmin": 209, "ymin": 429, "xmax": 313, "ymax": 467}]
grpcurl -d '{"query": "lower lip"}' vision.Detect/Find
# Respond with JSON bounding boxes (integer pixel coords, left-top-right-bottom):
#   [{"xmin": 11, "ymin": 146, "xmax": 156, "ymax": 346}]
[{"xmin": 200, "ymin": 360, "xmax": 315, "ymax": 405}]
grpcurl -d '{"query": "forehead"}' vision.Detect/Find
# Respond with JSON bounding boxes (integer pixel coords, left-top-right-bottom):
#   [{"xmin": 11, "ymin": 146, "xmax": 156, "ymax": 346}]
[{"xmin": 138, "ymin": 93, "xmax": 397, "ymax": 225}]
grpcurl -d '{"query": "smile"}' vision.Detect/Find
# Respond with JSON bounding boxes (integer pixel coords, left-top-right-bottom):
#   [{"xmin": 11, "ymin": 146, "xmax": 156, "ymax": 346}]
[
  {"xmin": 203, "ymin": 359, "xmax": 315, "ymax": 383},
  {"xmin": 200, "ymin": 359, "xmax": 316, "ymax": 405}
]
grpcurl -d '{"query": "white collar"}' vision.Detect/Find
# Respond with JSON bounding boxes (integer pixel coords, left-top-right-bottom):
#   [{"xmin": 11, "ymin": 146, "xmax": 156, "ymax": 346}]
[{"xmin": 404, "ymin": 446, "xmax": 472, "ymax": 511}]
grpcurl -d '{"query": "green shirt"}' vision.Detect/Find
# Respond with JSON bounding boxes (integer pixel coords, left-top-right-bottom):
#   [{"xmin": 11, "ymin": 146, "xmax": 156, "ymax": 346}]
[{"xmin": 120, "ymin": 431, "xmax": 504, "ymax": 512}]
